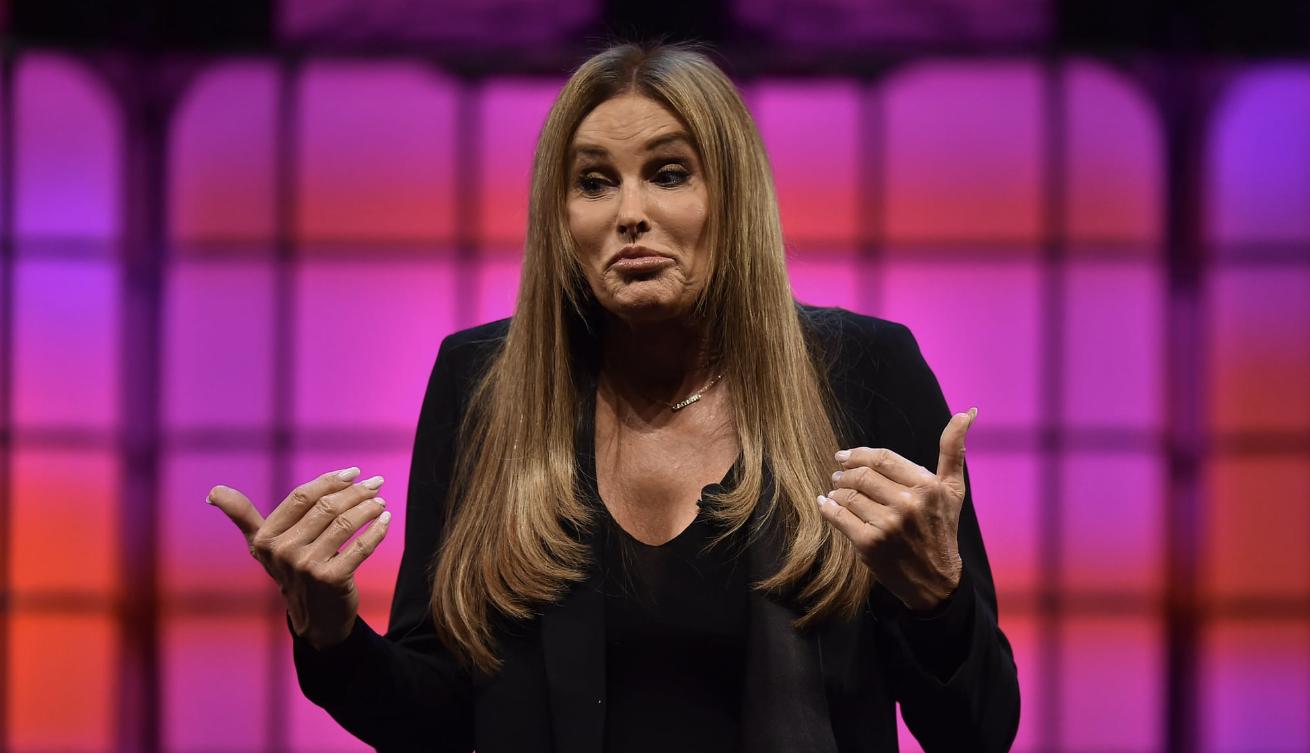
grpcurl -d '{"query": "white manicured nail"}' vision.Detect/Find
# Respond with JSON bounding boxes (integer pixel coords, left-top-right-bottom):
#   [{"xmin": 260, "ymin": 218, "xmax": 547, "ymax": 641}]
[
  {"xmin": 362, "ymin": 476, "xmax": 384, "ymax": 491},
  {"xmin": 337, "ymin": 467, "xmax": 361, "ymax": 482}
]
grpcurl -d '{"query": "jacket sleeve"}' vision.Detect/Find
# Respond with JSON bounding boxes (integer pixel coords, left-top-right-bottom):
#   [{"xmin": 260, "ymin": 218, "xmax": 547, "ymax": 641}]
[
  {"xmin": 291, "ymin": 328, "xmax": 500, "ymax": 752},
  {"xmin": 854, "ymin": 318, "xmax": 1021, "ymax": 752}
]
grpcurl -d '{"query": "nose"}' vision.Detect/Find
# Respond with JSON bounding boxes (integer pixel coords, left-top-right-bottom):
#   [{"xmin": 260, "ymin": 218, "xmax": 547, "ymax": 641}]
[{"xmin": 615, "ymin": 182, "xmax": 650, "ymax": 241}]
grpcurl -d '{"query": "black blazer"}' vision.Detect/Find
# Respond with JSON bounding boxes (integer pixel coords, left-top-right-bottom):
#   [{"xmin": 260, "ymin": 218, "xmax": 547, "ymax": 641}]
[{"xmin": 294, "ymin": 307, "xmax": 1020, "ymax": 752}]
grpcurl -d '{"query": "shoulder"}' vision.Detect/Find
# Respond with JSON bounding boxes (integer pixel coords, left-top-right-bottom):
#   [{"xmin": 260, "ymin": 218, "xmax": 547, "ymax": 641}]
[
  {"xmin": 798, "ymin": 305, "xmax": 923, "ymax": 373},
  {"xmin": 432, "ymin": 318, "xmax": 513, "ymax": 384},
  {"xmin": 415, "ymin": 318, "xmax": 512, "ymax": 425},
  {"xmin": 438, "ymin": 318, "xmax": 512, "ymax": 363},
  {"xmin": 800, "ymin": 306, "xmax": 949, "ymax": 455}
]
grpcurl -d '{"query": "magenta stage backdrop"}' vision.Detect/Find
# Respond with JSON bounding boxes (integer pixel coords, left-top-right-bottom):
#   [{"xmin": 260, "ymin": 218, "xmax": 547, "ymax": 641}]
[{"xmin": 4, "ymin": 53, "xmax": 1309, "ymax": 752}]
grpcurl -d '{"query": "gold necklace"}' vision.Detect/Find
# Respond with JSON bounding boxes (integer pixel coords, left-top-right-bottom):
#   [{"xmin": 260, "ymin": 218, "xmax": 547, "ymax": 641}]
[{"xmin": 669, "ymin": 371, "xmax": 726, "ymax": 411}]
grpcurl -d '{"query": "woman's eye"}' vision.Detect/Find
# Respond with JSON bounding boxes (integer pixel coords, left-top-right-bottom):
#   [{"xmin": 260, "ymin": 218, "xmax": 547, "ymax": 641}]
[
  {"xmin": 654, "ymin": 167, "xmax": 690, "ymax": 187},
  {"xmin": 576, "ymin": 174, "xmax": 608, "ymax": 195}
]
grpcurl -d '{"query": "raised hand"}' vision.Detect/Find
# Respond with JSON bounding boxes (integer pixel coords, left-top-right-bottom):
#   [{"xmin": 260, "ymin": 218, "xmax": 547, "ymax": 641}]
[
  {"xmin": 208, "ymin": 467, "xmax": 392, "ymax": 649},
  {"xmin": 817, "ymin": 408, "xmax": 977, "ymax": 612}
]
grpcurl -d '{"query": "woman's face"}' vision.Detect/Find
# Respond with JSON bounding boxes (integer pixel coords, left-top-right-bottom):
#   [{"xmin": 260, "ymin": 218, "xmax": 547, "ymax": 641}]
[{"xmin": 566, "ymin": 94, "xmax": 710, "ymax": 325}]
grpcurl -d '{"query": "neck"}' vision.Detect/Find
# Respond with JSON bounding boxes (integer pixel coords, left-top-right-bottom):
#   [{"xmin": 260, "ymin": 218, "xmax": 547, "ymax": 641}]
[{"xmin": 600, "ymin": 313, "xmax": 720, "ymax": 405}]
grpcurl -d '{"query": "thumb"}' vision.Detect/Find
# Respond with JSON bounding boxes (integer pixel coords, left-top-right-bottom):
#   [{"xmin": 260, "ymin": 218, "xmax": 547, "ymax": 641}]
[
  {"xmin": 207, "ymin": 485, "xmax": 266, "ymax": 542},
  {"xmin": 936, "ymin": 407, "xmax": 977, "ymax": 493}
]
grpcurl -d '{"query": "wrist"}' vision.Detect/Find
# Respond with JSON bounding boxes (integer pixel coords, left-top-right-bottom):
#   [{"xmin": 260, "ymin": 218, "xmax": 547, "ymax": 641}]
[
  {"xmin": 908, "ymin": 556, "xmax": 963, "ymax": 614},
  {"xmin": 300, "ymin": 615, "xmax": 356, "ymax": 651}
]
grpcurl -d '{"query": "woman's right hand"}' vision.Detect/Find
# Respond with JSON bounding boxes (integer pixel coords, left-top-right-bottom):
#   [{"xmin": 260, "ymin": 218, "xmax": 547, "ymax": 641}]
[{"xmin": 207, "ymin": 467, "xmax": 392, "ymax": 650}]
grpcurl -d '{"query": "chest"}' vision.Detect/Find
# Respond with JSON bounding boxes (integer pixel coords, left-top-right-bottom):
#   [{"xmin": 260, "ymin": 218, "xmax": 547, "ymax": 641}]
[{"xmin": 593, "ymin": 390, "xmax": 739, "ymax": 545}]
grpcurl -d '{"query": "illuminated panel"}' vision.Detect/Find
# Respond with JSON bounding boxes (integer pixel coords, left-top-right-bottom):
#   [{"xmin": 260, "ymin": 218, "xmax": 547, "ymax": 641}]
[
  {"xmin": 293, "ymin": 260, "xmax": 457, "ymax": 429},
  {"xmin": 164, "ymin": 261, "xmax": 275, "ymax": 428},
  {"xmin": 1060, "ymin": 452, "xmax": 1164, "ymax": 595},
  {"xmin": 11, "ymin": 449, "xmax": 119, "ymax": 595},
  {"xmin": 896, "ymin": 712, "xmax": 923, "ymax": 753},
  {"xmin": 961, "ymin": 450, "xmax": 1040, "ymax": 596},
  {"xmin": 478, "ymin": 79, "xmax": 562, "ymax": 246},
  {"xmin": 16, "ymin": 54, "xmax": 120, "ymax": 239},
  {"xmin": 163, "ymin": 617, "xmax": 270, "ymax": 752},
  {"xmin": 1003, "ymin": 615, "xmax": 1041, "ymax": 753},
  {"xmin": 1065, "ymin": 62, "xmax": 1162, "ymax": 243},
  {"xmin": 1208, "ymin": 267, "xmax": 1310, "ymax": 433},
  {"xmin": 1058, "ymin": 617, "xmax": 1163, "ymax": 751},
  {"xmin": 13, "ymin": 259, "xmax": 119, "ymax": 429},
  {"xmin": 751, "ymin": 81, "xmax": 860, "ymax": 245},
  {"xmin": 1062, "ymin": 261, "xmax": 1163, "ymax": 429},
  {"xmin": 1211, "ymin": 67, "xmax": 1310, "ymax": 244},
  {"xmin": 475, "ymin": 251, "xmax": 523, "ymax": 323},
  {"xmin": 786, "ymin": 254, "xmax": 860, "ymax": 311},
  {"xmin": 881, "ymin": 260, "xmax": 1041, "ymax": 427},
  {"xmin": 8, "ymin": 614, "xmax": 116, "ymax": 752},
  {"xmin": 1203, "ymin": 457, "xmax": 1310, "ymax": 600},
  {"xmin": 292, "ymin": 449, "xmax": 413, "ymax": 614},
  {"xmin": 297, "ymin": 62, "xmax": 458, "ymax": 243},
  {"xmin": 171, "ymin": 62, "xmax": 277, "ymax": 242},
  {"xmin": 288, "ymin": 673, "xmax": 371, "ymax": 753},
  {"xmin": 161, "ymin": 451, "xmax": 274, "ymax": 597},
  {"xmin": 884, "ymin": 63, "xmax": 1042, "ymax": 244},
  {"xmin": 1202, "ymin": 622, "xmax": 1310, "ymax": 752}
]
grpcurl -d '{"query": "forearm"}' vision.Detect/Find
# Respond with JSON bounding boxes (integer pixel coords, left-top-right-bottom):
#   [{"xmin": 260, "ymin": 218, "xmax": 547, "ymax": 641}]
[
  {"xmin": 880, "ymin": 567, "xmax": 1020, "ymax": 753},
  {"xmin": 293, "ymin": 615, "xmax": 475, "ymax": 752}
]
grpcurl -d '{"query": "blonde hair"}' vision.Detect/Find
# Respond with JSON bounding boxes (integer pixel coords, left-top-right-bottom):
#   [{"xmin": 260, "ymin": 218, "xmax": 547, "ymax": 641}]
[{"xmin": 431, "ymin": 42, "xmax": 872, "ymax": 673}]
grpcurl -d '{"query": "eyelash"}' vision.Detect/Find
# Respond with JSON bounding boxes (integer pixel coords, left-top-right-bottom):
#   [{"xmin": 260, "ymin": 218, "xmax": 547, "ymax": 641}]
[{"xmin": 575, "ymin": 165, "xmax": 691, "ymax": 195}]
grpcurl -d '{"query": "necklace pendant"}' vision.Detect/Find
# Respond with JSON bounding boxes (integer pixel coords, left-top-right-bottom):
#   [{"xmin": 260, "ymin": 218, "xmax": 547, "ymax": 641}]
[{"xmin": 670, "ymin": 393, "xmax": 702, "ymax": 411}]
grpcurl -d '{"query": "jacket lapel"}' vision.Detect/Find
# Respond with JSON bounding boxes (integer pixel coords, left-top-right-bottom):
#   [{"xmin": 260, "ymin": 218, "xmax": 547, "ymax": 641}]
[
  {"xmin": 540, "ymin": 571, "xmax": 607, "ymax": 753},
  {"xmin": 741, "ymin": 473, "xmax": 841, "ymax": 753}
]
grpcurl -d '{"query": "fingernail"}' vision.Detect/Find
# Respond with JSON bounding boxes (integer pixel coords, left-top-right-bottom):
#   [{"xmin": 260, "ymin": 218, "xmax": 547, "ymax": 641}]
[
  {"xmin": 378, "ymin": 511, "xmax": 392, "ymax": 525},
  {"xmin": 827, "ymin": 490, "xmax": 838, "ymax": 500},
  {"xmin": 835, "ymin": 450, "xmax": 851, "ymax": 463},
  {"xmin": 362, "ymin": 475, "xmax": 384, "ymax": 491},
  {"xmin": 831, "ymin": 470, "xmax": 844, "ymax": 483},
  {"xmin": 968, "ymin": 407, "xmax": 978, "ymax": 424},
  {"xmin": 204, "ymin": 495, "xmax": 215, "ymax": 505},
  {"xmin": 374, "ymin": 497, "xmax": 387, "ymax": 508},
  {"xmin": 338, "ymin": 467, "xmax": 361, "ymax": 482},
  {"xmin": 815, "ymin": 494, "xmax": 829, "ymax": 507}
]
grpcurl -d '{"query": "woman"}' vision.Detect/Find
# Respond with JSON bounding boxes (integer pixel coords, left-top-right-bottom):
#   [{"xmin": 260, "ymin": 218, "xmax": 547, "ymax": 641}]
[{"xmin": 210, "ymin": 43, "xmax": 1019, "ymax": 752}]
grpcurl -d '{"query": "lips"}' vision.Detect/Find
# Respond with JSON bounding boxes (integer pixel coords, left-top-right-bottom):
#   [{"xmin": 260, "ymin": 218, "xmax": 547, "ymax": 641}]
[{"xmin": 609, "ymin": 246, "xmax": 673, "ymax": 273}]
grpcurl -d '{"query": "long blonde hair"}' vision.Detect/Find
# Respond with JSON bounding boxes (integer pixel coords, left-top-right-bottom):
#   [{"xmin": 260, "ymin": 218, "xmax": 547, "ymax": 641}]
[{"xmin": 431, "ymin": 43, "xmax": 872, "ymax": 674}]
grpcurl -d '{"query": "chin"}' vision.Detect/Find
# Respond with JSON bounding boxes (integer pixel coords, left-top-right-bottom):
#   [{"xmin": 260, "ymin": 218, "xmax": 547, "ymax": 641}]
[{"xmin": 598, "ymin": 293, "xmax": 692, "ymax": 326}]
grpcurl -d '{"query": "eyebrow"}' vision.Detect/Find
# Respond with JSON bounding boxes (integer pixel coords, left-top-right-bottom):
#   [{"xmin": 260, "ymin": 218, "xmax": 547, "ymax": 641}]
[{"xmin": 570, "ymin": 132, "xmax": 695, "ymax": 162}]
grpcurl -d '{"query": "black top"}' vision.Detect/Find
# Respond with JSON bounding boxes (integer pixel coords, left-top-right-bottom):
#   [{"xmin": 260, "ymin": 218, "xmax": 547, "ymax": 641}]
[
  {"xmin": 290, "ymin": 307, "xmax": 1021, "ymax": 753},
  {"xmin": 600, "ymin": 497, "xmax": 749, "ymax": 753}
]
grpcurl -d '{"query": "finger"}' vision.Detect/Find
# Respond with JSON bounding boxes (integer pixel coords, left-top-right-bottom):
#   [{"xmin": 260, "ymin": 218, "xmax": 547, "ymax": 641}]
[
  {"xmin": 263, "ymin": 467, "xmax": 363, "ymax": 537},
  {"xmin": 816, "ymin": 494, "xmax": 886, "ymax": 550},
  {"xmin": 936, "ymin": 407, "xmax": 978, "ymax": 488},
  {"xmin": 329, "ymin": 510, "xmax": 393, "ymax": 578},
  {"xmin": 285, "ymin": 475, "xmax": 385, "ymax": 547},
  {"xmin": 831, "ymin": 466, "xmax": 913, "ymax": 513},
  {"xmin": 207, "ymin": 485, "xmax": 266, "ymax": 541},
  {"xmin": 824, "ymin": 487, "xmax": 900, "ymax": 530},
  {"xmin": 309, "ymin": 494, "xmax": 388, "ymax": 559},
  {"xmin": 836, "ymin": 446, "xmax": 934, "ymax": 488}
]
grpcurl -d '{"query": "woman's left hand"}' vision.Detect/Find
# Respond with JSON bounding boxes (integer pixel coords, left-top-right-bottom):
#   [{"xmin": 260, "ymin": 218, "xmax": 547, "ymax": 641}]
[{"xmin": 817, "ymin": 408, "xmax": 977, "ymax": 613}]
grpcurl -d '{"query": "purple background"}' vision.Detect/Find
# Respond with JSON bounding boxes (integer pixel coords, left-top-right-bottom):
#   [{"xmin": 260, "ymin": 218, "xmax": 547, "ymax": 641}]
[{"xmin": 3, "ymin": 6, "xmax": 1309, "ymax": 751}]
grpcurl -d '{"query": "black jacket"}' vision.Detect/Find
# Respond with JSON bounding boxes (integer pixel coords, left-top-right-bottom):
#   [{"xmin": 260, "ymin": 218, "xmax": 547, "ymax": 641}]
[{"xmin": 293, "ymin": 307, "xmax": 1021, "ymax": 752}]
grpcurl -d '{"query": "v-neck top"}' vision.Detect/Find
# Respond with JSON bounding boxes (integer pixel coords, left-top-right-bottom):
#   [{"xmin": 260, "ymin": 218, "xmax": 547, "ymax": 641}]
[
  {"xmin": 596, "ymin": 490, "xmax": 749, "ymax": 752},
  {"xmin": 582, "ymin": 394, "xmax": 750, "ymax": 752}
]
